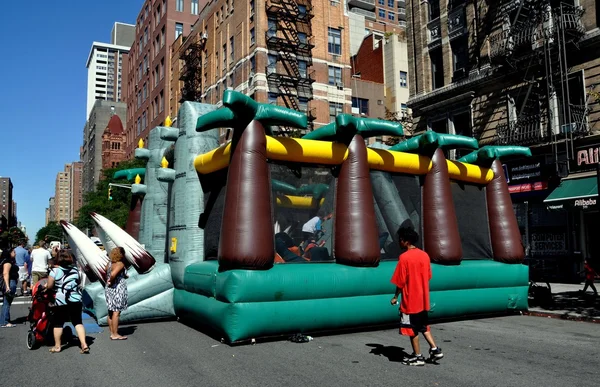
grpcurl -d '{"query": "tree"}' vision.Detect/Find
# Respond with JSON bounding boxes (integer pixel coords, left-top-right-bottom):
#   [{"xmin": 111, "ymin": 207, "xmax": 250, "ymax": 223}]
[
  {"xmin": 35, "ymin": 222, "xmax": 64, "ymax": 245},
  {"xmin": 75, "ymin": 158, "xmax": 146, "ymax": 233},
  {"xmin": 383, "ymin": 107, "xmax": 414, "ymax": 146},
  {"xmin": 0, "ymin": 226, "xmax": 28, "ymax": 248}
]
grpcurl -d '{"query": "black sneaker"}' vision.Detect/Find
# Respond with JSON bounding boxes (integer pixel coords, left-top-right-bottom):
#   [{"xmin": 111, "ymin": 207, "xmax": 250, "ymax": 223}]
[
  {"xmin": 402, "ymin": 354, "xmax": 425, "ymax": 366},
  {"xmin": 429, "ymin": 347, "xmax": 444, "ymax": 360}
]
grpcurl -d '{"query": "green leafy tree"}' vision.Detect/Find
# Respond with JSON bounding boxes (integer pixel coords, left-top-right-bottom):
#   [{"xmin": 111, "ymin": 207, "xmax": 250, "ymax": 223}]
[
  {"xmin": 383, "ymin": 107, "xmax": 413, "ymax": 146},
  {"xmin": 75, "ymin": 158, "xmax": 146, "ymax": 233},
  {"xmin": 0, "ymin": 226, "xmax": 28, "ymax": 248},
  {"xmin": 35, "ymin": 222, "xmax": 64, "ymax": 245}
]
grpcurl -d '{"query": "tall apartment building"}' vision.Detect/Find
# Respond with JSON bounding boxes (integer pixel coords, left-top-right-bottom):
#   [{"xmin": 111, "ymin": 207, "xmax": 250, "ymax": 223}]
[
  {"xmin": 405, "ymin": 0, "xmax": 600, "ymax": 280},
  {"xmin": 171, "ymin": 0, "xmax": 354, "ymax": 138},
  {"xmin": 54, "ymin": 170, "xmax": 71, "ymax": 222},
  {"xmin": 0, "ymin": 177, "xmax": 15, "ymax": 227},
  {"xmin": 347, "ymin": 0, "xmax": 407, "ymax": 29},
  {"xmin": 68, "ymin": 162, "xmax": 83, "ymax": 221},
  {"xmin": 125, "ymin": 0, "xmax": 200, "ymax": 157},
  {"xmin": 85, "ymin": 22, "xmax": 135, "ymax": 118},
  {"xmin": 81, "ymin": 101, "xmax": 127, "ymax": 194},
  {"xmin": 53, "ymin": 163, "xmax": 83, "ymax": 222}
]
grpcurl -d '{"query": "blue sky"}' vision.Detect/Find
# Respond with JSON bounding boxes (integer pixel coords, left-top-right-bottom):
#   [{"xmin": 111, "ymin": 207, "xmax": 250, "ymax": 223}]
[{"xmin": 0, "ymin": 1, "xmax": 142, "ymax": 243}]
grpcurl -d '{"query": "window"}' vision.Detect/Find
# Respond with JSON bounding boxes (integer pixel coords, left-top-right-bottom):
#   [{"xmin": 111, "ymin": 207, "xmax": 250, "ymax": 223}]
[
  {"xmin": 154, "ymin": 97, "xmax": 159, "ymax": 118},
  {"xmin": 298, "ymin": 4, "xmax": 307, "ymax": 14},
  {"xmin": 451, "ymin": 36, "xmax": 468, "ymax": 80},
  {"xmin": 267, "ymin": 54, "xmax": 277, "ymax": 73},
  {"xmin": 250, "ymin": 56, "xmax": 256, "ymax": 73},
  {"xmin": 142, "ymin": 111, "xmax": 147, "ymax": 129},
  {"xmin": 223, "ymin": 44, "xmax": 227, "ymax": 70},
  {"xmin": 230, "ymin": 37, "xmax": 234, "ymax": 62},
  {"xmin": 299, "ymin": 97, "xmax": 309, "ymax": 112},
  {"xmin": 268, "ymin": 92, "xmax": 278, "ymax": 104},
  {"xmin": 175, "ymin": 23, "xmax": 184, "ymax": 39},
  {"xmin": 160, "ymin": 58, "xmax": 165, "ymax": 79},
  {"xmin": 429, "ymin": 0, "xmax": 440, "ymax": 20},
  {"xmin": 144, "ymin": 28, "xmax": 148, "ymax": 45},
  {"xmin": 155, "ymin": 65, "xmax": 159, "ymax": 86},
  {"xmin": 250, "ymin": 28, "xmax": 255, "ymax": 46},
  {"xmin": 137, "ymin": 117, "xmax": 142, "ymax": 135},
  {"xmin": 250, "ymin": 0, "xmax": 255, "ymax": 14},
  {"xmin": 143, "ymin": 55, "xmax": 148, "ymax": 73},
  {"xmin": 161, "ymin": 26, "xmax": 165, "ymax": 47},
  {"xmin": 160, "ymin": 90, "xmax": 164, "ymax": 112},
  {"xmin": 298, "ymin": 32, "xmax": 307, "ymax": 44},
  {"xmin": 328, "ymin": 66, "xmax": 342, "ymax": 85},
  {"xmin": 143, "ymin": 83, "xmax": 147, "ymax": 100},
  {"xmin": 176, "ymin": 0, "xmax": 184, "ymax": 12},
  {"xmin": 137, "ymin": 91, "xmax": 142, "ymax": 108},
  {"xmin": 430, "ymin": 118, "xmax": 447, "ymax": 134},
  {"xmin": 267, "ymin": 18, "xmax": 277, "ymax": 37},
  {"xmin": 452, "ymin": 110, "xmax": 472, "ymax": 158},
  {"xmin": 378, "ymin": 0, "xmax": 384, "ymax": 4},
  {"xmin": 430, "ymin": 47, "xmax": 444, "ymax": 90},
  {"xmin": 352, "ymin": 97, "xmax": 369, "ymax": 116},
  {"xmin": 388, "ymin": 12, "xmax": 395, "ymax": 21},
  {"xmin": 156, "ymin": 4, "xmax": 161, "ymax": 25},
  {"xmin": 388, "ymin": 0, "xmax": 394, "ymax": 6},
  {"xmin": 298, "ymin": 60, "xmax": 308, "ymax": 78},
  {"xmin": 191, "ymin": 0, "xmax": 198, "ymax": 14},
  {"xmin": 328, "ymin": 28, "xmax": 341, "ymax": 55},
  {"xmin": 329, "ymin": 102, "xmax": 343, "ymax": 122},
  {"xmin": 400, "ymin": 71, "xmax": 408, "ymax": 88}
]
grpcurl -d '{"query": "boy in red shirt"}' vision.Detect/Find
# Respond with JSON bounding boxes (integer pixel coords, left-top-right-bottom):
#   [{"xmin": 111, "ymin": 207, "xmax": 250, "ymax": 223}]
[
  {"xmin": 581, "ymin": 260, "xmax": 598, "ymax": 296},
  {"xmin": 390, "ymin": 227, "xmax": 443, "ymax": 366}
]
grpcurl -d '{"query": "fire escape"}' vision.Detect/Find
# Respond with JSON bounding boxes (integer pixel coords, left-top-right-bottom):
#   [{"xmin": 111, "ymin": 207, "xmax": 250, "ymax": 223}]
[
  {"xmin": 265, "ymin": 0, "xmax": 316, "ymax": 134},
  {"xmin": 180, "ymin": 34, "xmax": 207, "ymax": 103},
  {"xmin": 488, "ymin": 0, "xmax": 587, "ymax": 163}
]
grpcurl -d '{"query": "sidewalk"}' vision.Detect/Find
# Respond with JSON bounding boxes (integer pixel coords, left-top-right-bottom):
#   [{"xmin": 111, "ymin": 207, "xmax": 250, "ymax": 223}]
[{"xmin": 526, "ymin": 282, "xmax": 599, "ymax": 323}]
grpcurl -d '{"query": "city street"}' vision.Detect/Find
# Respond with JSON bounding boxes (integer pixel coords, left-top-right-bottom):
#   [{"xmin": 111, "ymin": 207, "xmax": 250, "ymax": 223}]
[{"xmin": 1, "ymin": 300, "xmax": 598, "ymax": 387}]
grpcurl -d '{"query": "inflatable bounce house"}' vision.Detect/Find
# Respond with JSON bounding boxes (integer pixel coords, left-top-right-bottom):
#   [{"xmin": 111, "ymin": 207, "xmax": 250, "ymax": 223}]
[{"xmin": 67, "ymin": 90, "xmax": 531, "ymax": 343}]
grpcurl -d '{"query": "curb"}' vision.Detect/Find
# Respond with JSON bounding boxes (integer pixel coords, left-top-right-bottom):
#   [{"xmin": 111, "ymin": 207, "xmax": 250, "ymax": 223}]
[{"xmin": 523, "ymin": 310, "xmax": 600, "ymax": 323}]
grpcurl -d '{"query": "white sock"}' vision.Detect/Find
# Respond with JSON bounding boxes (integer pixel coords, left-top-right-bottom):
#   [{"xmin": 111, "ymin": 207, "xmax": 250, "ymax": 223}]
[{"xmin": 431, "ymin": 347, "xmax": 438, "ymax": 350}]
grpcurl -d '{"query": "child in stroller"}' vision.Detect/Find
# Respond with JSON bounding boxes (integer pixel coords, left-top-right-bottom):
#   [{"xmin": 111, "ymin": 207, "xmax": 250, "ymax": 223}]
[{"xmin": 26, "ymin": 278, "xmax": 72, "ymax": 350}]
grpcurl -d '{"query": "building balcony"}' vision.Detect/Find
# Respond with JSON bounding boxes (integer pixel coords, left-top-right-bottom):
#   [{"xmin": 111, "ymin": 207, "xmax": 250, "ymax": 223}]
[
  {"xmin": 265, "ymin": 30, "xmax": 315, "ymax": 55},
  {"xmin": 489, "ymin": 29, "xmax": 514, "ymax": 61},
  {"xmin": 349, "ymin": 7, "xmax": 376, "ymax": 21},
  {"xmin": 266, "ymin": 0, "xmax": 314, "ymax": 23},
  {"xmin": 495, "ymin": 114, "xmax": 547, "ymax": 146},
  {"xmin": 555, "ymin": 4, "xmax": 585, "ymax": 41},
  {"xmin": 447, "ymin": 5, "xmax": 467, "ymax": 41},
  {"xmin": 427, "ymin": 19, "xmax": 442, "ymax": 49},
  {"xmin": 348, "ymin": 0, "xmax": 375, "ymax": 11}
]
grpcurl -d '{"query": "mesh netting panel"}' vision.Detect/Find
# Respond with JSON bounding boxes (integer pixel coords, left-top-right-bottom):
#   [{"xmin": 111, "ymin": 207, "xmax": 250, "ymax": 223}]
[
  {"xmin": 371, "ymin": 171, "xmax": 423, "ymax": 260},
  {"xmin": 199, "ymin": 170, "xmax": 228, "ymax": 260},
  {"xmin": 451, "ymin": 182, "xmax": 493, "ymax": 260},
  {"xmin": 270, "ymin": 162, "xmax": 336, "ymax": 263}
]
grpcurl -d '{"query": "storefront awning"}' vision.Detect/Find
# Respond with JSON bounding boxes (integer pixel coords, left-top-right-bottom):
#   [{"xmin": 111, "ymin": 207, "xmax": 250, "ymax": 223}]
[{"xmin": 544, "ymin": 176, "xmax": 598, "ymax": 210}]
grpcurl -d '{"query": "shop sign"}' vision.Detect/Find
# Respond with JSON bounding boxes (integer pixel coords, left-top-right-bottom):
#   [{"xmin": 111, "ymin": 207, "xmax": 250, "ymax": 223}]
[
  {"xmin": 504, "ymin": 157, "xmax": 547, "ymax": 184},
  {"xmin": 573, "ymin": 144, "xmax": 600, "ymax": 172},
  {"xmin": 508, "ymin": 181, "xmax": 548, "ymax": 194},
  {"xmin": 530, "ymin": 232, "xmax": 567, "ymax": 257},
  {"xmin": 546, "ymin": 197, "xmax": 598, "ymax": 211}
]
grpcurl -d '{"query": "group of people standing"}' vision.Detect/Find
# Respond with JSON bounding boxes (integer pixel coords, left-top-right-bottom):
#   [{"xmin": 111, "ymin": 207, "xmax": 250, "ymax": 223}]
[{"xmin": 1, "ymin": 242, "xmax": 129, "ymax": 353}]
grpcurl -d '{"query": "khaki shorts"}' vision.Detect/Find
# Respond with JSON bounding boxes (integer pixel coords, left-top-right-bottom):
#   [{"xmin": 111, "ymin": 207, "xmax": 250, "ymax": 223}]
[{"xmin": 32, "ymin": 271, "xmax": 48, "ymax": 285}]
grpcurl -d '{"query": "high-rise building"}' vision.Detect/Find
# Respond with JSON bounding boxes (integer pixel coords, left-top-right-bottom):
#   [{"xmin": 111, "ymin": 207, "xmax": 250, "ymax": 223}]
[
  {"xmin": 47, "ymin": 197, "xmax": 55, "ymax": 225},
  {"xmin": 0, "ymin": 177, "xmax": 14, "ymax": 227},
  {"xmin": 85, "ymin": 22, "xmax": 135, "ymax": 118},
  {"xmin": 0, "ymin": 178, "xmax": 14, "ymax": 227},
  {"xmin": 170, "ymin": 0, "xmax": 355, "ymax": 141},
  {"xmin": 81, "ymin": 100, "xmax": 127, "ymax": 194},
  {"xmin": 405, "ymin": 0, "xmax": 600, "ymax": 280},
  {"xmin": 54, "ymin": 170, "xmax": 70, "ymax": 222},
  {"xmin": 124, "ymin": 0, "xmax": 200, "ymax": 157},
  {"xmin": 101, "ymin": 115, "xmax": 127, "ymax": 169},
  {"xmin": 69, "ymin": 162, "xmax": 83, "ymax": 221}
]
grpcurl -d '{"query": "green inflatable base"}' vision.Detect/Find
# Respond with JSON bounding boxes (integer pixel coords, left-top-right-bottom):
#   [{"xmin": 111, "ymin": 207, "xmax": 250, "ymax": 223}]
[{"xmin": 175, "ymin": 260, "xmax": 529, "ymax": 343}]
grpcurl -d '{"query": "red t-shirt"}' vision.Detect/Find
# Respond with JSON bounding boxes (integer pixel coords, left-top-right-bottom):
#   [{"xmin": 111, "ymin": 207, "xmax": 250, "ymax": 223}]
[
  {"xmin": 585, "ymin": 263, "xmax": 596, "ymax": 281},
  {"xmin": 390, "ymin": 248, "xmax": 432, "ymax": 314}
]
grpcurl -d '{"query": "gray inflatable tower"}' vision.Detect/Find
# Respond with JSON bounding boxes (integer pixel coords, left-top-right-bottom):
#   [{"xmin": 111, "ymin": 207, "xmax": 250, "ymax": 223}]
[
  {"xmin": 135, "ymin": 127, "xmax": 177, "ymax": 260},
  {"xmin": 161, "ymin": 102, "xmax": 219, "ymax": 288}
]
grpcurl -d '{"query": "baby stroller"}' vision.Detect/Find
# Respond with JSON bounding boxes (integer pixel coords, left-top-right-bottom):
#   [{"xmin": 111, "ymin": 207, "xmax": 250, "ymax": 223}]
[{"xmin": 26, "ymin": 278, "xmax": 72, "ymax": 350}]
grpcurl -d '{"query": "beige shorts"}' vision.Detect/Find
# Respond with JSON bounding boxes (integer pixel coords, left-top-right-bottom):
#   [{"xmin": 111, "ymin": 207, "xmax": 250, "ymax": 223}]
[{"xmin": 18, "ymin": 266, "xmax": 29, "ymax": 282}]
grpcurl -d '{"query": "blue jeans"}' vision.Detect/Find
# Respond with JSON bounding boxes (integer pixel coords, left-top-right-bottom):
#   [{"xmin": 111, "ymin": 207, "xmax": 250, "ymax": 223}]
[{"xmin": 0, "ymin": 280, "xmax": 17, "ymax": 325}]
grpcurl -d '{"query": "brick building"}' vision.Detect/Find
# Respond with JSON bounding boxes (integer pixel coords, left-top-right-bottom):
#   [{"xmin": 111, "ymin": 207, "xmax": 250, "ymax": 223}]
[
  {"xmin": 405, "ymin": 0, "xmax": 600, "ymax": 280},
  {"xmin": 171, "ymin": 0, "xmax": 355, "ymax": 137},
  {"xmin": 101, "ymin": 115, "xmax": 127, "ymax": 169},
  {"xmin": 68, "ymin": 162, "xmax": 83, "ymax": 221},
  {"xmin": 125, "ymin": 0, "xmax": 200, "ymax": 157},
  {"xmin": 54, "ymin": 169, "xmax": 70, "ymax": 222},
  {"xmin": 53, "ymin": 163, "xmax": 83, "ymax": 223}
]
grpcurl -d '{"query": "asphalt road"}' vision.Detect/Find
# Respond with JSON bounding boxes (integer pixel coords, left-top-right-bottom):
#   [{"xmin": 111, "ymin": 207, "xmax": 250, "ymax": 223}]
[{"xmin": 1, "ymin": 299, "xmax": 598, "ymax": 387}]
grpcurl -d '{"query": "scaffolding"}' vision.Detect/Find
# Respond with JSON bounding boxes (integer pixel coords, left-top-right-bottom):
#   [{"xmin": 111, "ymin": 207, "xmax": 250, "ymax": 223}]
[
  {"xmin": 265, "ymin": 0, "xmax": 316, "ymax": 134},
  {"xmin": 180, "ymin": 36, "xmax": 207, "ymax": 103},
  {"xmin": 488, "ymin": 0, "xmax": 587, "ymax": 172}
]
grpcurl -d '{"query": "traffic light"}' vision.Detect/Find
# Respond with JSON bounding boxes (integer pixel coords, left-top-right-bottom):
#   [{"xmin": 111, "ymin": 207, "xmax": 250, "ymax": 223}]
[{"xmin": 108, "ymin": 187, "xmax": 113, "ymax": 200}]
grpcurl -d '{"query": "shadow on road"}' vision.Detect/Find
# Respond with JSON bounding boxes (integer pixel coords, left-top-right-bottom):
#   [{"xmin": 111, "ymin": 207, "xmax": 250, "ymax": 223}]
[
  {"xmin": 531, "ymin": 289, "xmax": 599, "ymax": 319},
  {"xmin": 119, "ymin": 325, "xmax": 138, "ymax": 336},
  {"xmin": 366, "ymin": 343, "xmax": 410, "ymax": 362}
]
